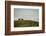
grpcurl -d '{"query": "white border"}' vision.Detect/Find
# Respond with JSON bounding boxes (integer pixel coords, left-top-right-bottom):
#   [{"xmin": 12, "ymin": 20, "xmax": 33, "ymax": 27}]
[{"xmin": 11, "ymin": 5, "xmax": 42, "ymax": 31}]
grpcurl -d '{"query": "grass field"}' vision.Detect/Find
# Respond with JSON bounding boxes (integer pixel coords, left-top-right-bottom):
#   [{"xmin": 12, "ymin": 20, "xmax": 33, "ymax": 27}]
[{"xmin": 14, "ymin": 20, "xmax": 39, "ymax": 27}]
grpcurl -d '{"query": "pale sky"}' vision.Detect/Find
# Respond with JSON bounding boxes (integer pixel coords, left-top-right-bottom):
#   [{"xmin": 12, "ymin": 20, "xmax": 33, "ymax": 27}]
[{"xmin": 14, "ymin": 8, "xmax": 39, "ymax": 22}]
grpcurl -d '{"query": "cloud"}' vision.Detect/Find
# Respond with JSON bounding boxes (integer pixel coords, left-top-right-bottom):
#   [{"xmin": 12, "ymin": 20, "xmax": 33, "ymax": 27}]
[{"xmin": 14, "ymin": 8, "xmax": 39, "ymax": 21}]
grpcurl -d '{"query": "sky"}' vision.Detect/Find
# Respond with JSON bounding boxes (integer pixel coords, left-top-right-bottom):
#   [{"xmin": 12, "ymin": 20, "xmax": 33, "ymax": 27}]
[{"xmin": 14, "ymin": 8, "xmax": 39, "ymax": 22}]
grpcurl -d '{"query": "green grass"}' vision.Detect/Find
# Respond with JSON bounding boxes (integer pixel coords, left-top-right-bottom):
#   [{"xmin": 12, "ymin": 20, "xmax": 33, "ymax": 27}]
[{"xmin": 14, "ymin": 20, "xmax": 39, "ymax": 27}]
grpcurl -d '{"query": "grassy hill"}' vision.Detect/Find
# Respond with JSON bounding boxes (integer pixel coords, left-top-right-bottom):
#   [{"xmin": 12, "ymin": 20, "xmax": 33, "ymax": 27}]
[{"xmin": 14, "ymin": 20, "xmax": 39, "ymax": 27}]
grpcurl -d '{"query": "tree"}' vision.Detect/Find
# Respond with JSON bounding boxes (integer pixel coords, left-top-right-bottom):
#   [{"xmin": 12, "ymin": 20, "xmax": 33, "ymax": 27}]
[
  {"xmin": 22, "ymin": 19, "xmax": 23, "ymax": 20},
  {"xmin": 18, "ymin": 19, "xmax": 20, "ymax": 20}
]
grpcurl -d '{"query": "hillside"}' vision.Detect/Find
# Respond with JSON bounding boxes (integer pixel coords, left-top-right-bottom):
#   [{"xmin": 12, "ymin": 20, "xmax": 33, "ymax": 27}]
[{"xmin": 14, "ymin": 20, "xmax": 39, "ymax": 27}]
